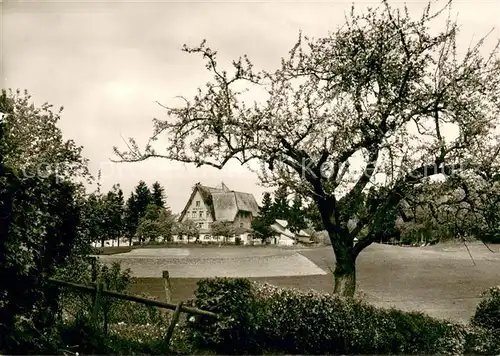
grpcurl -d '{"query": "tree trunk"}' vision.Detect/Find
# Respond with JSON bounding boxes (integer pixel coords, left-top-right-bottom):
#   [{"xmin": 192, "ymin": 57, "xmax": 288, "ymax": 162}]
[
  {"xmin": 333, "ymin": 262, "xmax": 356, "ymax": 297},
  {"xmin": 332, "ymin": 245, "xmax": 357, "ymax": 297}
]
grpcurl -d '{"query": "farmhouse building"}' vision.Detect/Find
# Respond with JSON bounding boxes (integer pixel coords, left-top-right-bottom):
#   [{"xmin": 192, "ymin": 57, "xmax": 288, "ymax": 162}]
[
  {"xmin": 178, "ymin": 182, "xmax": 260, "ymax": 234},
  {"xmin": 269, "ymin": 219, "xmax": 313, "ymax": 246}
]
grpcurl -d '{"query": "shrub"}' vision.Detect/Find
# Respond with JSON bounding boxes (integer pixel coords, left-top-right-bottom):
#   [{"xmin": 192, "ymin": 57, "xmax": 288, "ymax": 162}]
[
  {"xmin": 186, "ymin": 278, "xmax": 263, "ymax": 354},
  {"xmin": 255, "ymin": 283, "xmax": 464, "ymax": 355},
  {"xmin": 463, "ymin": 326, "xmax": 500, "ymax": 355},
  {"xmin": 471, "ymin": 285, "xmax": 500, "ymax": 330},
  {"xmin": 59, "ymin": 316, "xmax": 174, "ymax": 355},
  {"xmin": 188, "ymin": 278, "xmax": 466, "ymax": 355},
  {"xmin": 58, "ymin": 261, "xmax": 172, "ymax": 354},
  {"xmin": 107, "ymin": 292, "xmax": 168, "ymax": 326},
  {"xmin": 0, "ymin": 172, "xmax": 83, "ymax": 354},
  {"xmin": 58, "ymin": 261, "xmax": 132, "ymax": 322}
]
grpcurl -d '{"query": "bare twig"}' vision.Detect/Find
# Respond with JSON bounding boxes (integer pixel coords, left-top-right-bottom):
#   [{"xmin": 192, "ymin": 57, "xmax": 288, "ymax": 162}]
[{"xmin": 462, "ymin": 237, "xmax": 476, "ymax": 266}]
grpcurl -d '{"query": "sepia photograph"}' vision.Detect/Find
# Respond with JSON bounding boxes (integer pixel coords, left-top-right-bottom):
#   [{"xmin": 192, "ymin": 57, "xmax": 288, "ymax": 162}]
[{"xmin": 1, "ymin": 0, "xmax": 500, "ymax": 354}]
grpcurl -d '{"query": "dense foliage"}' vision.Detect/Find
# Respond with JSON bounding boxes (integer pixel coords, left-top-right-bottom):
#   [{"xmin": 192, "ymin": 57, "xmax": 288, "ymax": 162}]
[
  {"xmin": 188, "ymin": 278, "xmax": 500, "ymax": 355},
  {"xmin": 174, "ymin": 218, "xmax": 200, "ymax": 242},
  {"xmin": 397, "ymin": 179, "xmax": 500, "ymax": 245},
  {"xmin": 0, "ymin": 90, "xmax": 90, "ymax": 354},
  {"xmin": 210, "ymin": 221, "xmax": 237, "ymax": 242},
  {"xmin": 0, "ymin": 171, "xmax": 82, "ymax": 354},
  {"xmin": 472, "ymin": 286, "xmax": 500, "ymax": 330},
  {"xmin": 1, "ymin": 89, "xmax": 90, "ymax": 181},
  {"xmin": 252, "ymin": 185, "xmax": 309, "ymax": 241}
]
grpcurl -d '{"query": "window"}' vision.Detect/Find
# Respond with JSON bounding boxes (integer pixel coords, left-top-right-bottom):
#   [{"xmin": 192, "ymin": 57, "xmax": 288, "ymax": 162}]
[
  {"xmin": 196, "ymin": 201, "xmax": 200, "ymax": 207},
  {"xmin": 199, "ymin": 211, "xmax": 203, "ymax": 218},
  {"xmin": 240, "ymin": 223, "xmax": 244, "ymax": 228},
  {"xmin": 192, "ymin": 211, "xmax": 196, "ymax": 218},
  {"xmin": 199, "ymin": 222, "xmax": 203, "ymax": 228}
]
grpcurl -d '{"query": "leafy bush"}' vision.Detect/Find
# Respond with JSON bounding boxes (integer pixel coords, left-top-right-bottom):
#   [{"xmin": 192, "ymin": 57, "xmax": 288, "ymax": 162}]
[
  {"xmin": 188, "ymin": 278, "xmax": 467, "ymax": 355},
  {"xmin": 60, "ymin": 260, "xmax": 169, "ymax": 329},
  {"xmin": 255, "ymin": 283, "xmax": 465, "ymax": 355},
  {"xmin": 186, "ymin": 278, "xmax": 263, "ymax": 354},
  {"xmin": 471, "ymin": 285, "xmax": 500, "ymax": 329},
  {"xmin": 59, "ymin": 261, "xmax": 172, "ymax": 354},
  {"xmin": 60, "ymin": 316, "xmax": 174, "ymax": 355},
  {"xmin": 58, "ymin": 261, "xmax": 131, "ymax": 322},
  {"xmin": 463, "ymin": 326, "xmax": 500, "ymax": 355},
  {"xmin": 0, "ymin": 173, "xmax": 83, "ymax": 354}
]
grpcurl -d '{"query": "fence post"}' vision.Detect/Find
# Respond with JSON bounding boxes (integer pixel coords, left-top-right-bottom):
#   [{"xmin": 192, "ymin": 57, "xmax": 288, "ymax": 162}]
[
  {"xmin": 165, "ymin": 301, "xmax": 183, "ymax": 346},
  {"xmin": 90, "ymin": 257, "xmax": 98, "ymax": 322},
  {"xmin": 90, "ymin": 256, "xmax": 98, "ymax": 283},
  {"xmin": 162, "ymin": 270, "xmax": 172, "ymax": 303},
  {"xmin": 91, "ymin": 282, "xmax": 103, "ymax": 328},
  {"xmin": 103, "ymin": 278, "xmax": 110, "ymax": 336}
]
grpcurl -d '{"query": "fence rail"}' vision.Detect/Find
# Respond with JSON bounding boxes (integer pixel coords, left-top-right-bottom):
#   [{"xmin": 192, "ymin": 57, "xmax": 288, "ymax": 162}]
[
  {"xmin": 49, "ymin": 278, "xmax": 217, "ymax": 318},
  {"xmin": 49, "ymin": 266, "xmax": 218, "ymax": 348}
]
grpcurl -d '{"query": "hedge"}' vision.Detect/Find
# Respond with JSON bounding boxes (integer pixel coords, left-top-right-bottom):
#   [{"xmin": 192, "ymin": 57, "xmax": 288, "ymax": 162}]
[{"xmin": 186, "ymin": 278, "xmax": 467, "ymax": 355}]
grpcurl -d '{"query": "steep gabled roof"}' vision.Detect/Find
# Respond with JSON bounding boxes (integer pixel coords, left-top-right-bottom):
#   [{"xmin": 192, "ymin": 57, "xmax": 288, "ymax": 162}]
[
  {"xmin": 235, "ymin": 192, "xmax": 260, "ymax": 215},
  {"xmin": 179, "ymin": 182, "xmax": 259, "ymax": 222},
  {"xmin": 275, "ymin": 219, "xmax": 289, "ymax": 228}
]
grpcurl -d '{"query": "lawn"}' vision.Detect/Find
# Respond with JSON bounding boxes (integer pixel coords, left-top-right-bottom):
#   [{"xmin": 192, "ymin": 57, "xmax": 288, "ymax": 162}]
[
  {"xmin": 96, "ymin": 242, "xmax": 270, "ymax": 255},
  {"xmin": 99, "ymin": 242, "xmax": 500, "ymax": 324}
]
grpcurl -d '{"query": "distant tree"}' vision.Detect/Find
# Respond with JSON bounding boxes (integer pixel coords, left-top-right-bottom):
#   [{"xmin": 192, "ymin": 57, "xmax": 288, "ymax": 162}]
[
  {"xmin": 151, "ymin": 181, "xmax": 166, "ymax": 208},
  {"xmin": 174, "ymin": 219, "xmax": 200, "ymax": 243},
  {"xmin": 124, "ymin": 193, "xmax": 139, "ymax": 245},
  {"xmin": 397, "ymin": 178, "xmax": 500, "ymax": 245},
  {"xmin": 304, "ymin": 202, "xmax": 323, "ymax": 231},
  {"xmin": 134, "ymin": 181, "xmax": 151, "ymax": 218},
  {"xmin": 136, "ymin": 205, "xmax": 177, "ymax": 244},
  {"xmin": 135, "ymin": 217, "xmax": 159, "ymax": 244},
  {"xmin": 271, "ymin": 185, "xmax": 290, "ymax": 219},
  {"xmin": 251, "ymin": 216, "xmax": 275, "ymax": 243},
  {"xmin": 136, "ymin": 203, "xmax": 162, "ymax": 243},
  {"xmin": 251, "ymin": 192, "xmax": 276, "ymax": 242},
  {"xmin": 102, "ymin": 184, "xmax": 125, "ymax": 246},
  {"xmin": 260, "ymin": 192, "xmax": 273, "ymax": 217},
  {"xmin": 84, "ymin": 192, "xmax": 106, "ymax": 246},
  {"xmin": 210, "ymin": 221, "xmax": 237, "ymax": 243},
  {"xmin": 288, "ymin": 194, "xmax": 307, "ymax": 233},
  {"xmin": 157, "ymin": 208, "xmax": 176, "ymax": 242},
  {"xmin": 123, "ymin": 181, "xmax": 151, "ymax": 244},
  {"xmin": 144, "ymin": 203, "xmax": 161, "ymax": 221}
]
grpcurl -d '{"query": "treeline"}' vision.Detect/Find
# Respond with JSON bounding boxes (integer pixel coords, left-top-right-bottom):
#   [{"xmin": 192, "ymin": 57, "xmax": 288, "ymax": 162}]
[
  {"xmin": 251, "ymin": 185, "xmax": 318, "ymax": 240},
  {"xmin": 252, "ymin": 182, "xmax": 500, "ymax": 245},
  {"xmin": 85, "ymin": 178, "xmax": 177, "ymax": 246}
]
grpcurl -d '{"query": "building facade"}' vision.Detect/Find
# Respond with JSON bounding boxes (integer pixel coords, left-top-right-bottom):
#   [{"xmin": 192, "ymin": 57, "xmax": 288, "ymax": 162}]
[{"xmin": 178, "ymin": 182, "xmax": 260, "ymax": 235}]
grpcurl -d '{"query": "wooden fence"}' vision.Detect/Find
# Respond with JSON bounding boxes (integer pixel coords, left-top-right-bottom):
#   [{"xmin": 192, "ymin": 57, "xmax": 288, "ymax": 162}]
[{"xmin": 48, "ymin": 261, "xmax": 218, "ymax": 347}]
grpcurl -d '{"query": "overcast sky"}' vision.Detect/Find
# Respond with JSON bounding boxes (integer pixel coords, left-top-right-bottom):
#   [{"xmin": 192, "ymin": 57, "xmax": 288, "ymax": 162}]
[{"xmin": 2, "ymin": 0, "xmax": 499, "ymax": 213}]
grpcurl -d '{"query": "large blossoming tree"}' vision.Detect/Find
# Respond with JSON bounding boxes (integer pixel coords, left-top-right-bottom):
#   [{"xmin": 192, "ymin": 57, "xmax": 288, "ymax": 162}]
[{"xmin": 114, "ymin": 1, "xmax": 500, "ymax": 296}]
